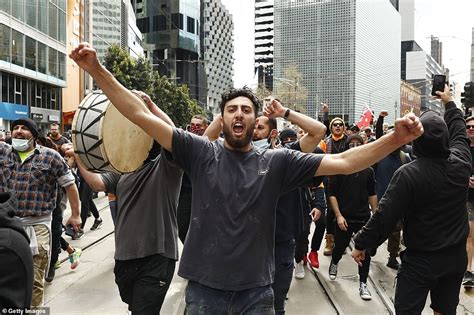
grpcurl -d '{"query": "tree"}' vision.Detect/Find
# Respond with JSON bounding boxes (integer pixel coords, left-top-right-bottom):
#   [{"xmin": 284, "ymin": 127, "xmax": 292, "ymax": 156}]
[
  {"xmin": 274, "ymin": 64, "xmax": 308, "ymax": 113},
  {"xmin": 103, "ymin": 45, "xmax": 204, "ymax": 128}
]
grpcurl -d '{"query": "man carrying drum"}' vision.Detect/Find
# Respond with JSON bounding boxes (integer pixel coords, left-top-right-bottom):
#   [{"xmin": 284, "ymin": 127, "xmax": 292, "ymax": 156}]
[
  {"xmin": 70, "ymin": 42, "xmax": 424, "ymax": 313},
  {"xmin": 67, "ymin": 92, "xmax": 183, "ymax": 314}
]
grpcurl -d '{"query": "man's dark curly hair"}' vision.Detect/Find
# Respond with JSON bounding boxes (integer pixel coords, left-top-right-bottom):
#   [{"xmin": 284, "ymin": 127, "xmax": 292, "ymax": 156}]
[{"xmin": 219, "ymin": 86, "xmax": 261, "ymax": 118}]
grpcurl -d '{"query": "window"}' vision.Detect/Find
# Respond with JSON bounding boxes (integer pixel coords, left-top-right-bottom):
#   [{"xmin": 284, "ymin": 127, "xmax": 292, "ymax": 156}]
[
  {"xmin": 37, "ymin": 42, "xmax": 47, "ymax": 73},
  {"xmin": 11, "ymin": 29, "xmax": 24, "ymax": 67},
  {"xmin": 136, "ymin": 17, "xmax": 150, "ymax": 33},
  {"xmin": 58, "ymin": 9, "xmax": 66, "ymax": 43},
  {"xmin": 171, "ymin": 13, "xmax": 183, "ymax": 30},
  {"xmin": 25, "ymin": 36, "xmax": 36, "ymax": 71},
  {"xmin": 187, "ymin": 16, "xmax": 195, "ymax": 34},
  {"xmin": 48, "ymin": 47, "xmax": 57, "ymax": 77},
  {"xmin": 58, "ymin": 52, "xmax": 65, "ymax": 80},
  {"xmin": 1, "ymin": 73, "xmax": 8, "ymax": 102},
  {"xmin": 152, "ymin": 15, "xmax": 166, "ymax": 31},
  {"xmin": 38, "ymin": 0, "xmax": 48, "ymax": 34},
  {"xmin": 0, "ymin": 24, "xmax": 10, "ymax": 62},
  {"xmin": 0, "ymin": 0, "xmax": 11, "ymax": 14},
  {"xmin": 49, "ymin": 2, "xmax": 58, "ymax": 40},
  {"xmin": 8, "ymin": 75, "xmax": 14, "ymax": 104},
  {"xmin": 26, "ymin": 0, "xmax": 37, "ymax": 27},
  {"xmin": 12, "ymin": 0, "xmax": 24, "ymax": 21}
]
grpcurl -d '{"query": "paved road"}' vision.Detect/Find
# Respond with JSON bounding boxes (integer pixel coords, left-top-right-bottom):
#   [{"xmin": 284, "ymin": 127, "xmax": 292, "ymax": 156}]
[{"xmin": 44, "ymin": 194, "xmax": 474, "ymax": 314}]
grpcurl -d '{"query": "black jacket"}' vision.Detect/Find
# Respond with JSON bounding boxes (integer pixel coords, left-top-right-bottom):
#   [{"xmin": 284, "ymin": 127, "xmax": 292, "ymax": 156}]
[
  {"xmin": 0, "ymin": 192, "xmax": 33, "ymax": 308},
  {"xmin": 354, "ymin": 102, "xmax": 471, "ymax": 252}
]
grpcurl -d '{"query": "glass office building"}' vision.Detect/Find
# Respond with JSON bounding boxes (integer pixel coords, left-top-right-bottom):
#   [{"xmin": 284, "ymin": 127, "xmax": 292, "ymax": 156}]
[
  {"xmin": 274, "ymin": 0, "xmax": 400, "ymax": 124},
  {"xmin": 0, "ymin": 0, "xmax": 67, "ymax": 133}
]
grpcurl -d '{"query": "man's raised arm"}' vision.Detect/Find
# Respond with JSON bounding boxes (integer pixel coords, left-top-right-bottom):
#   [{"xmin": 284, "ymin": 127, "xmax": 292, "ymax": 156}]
[
  {"xmin": 69, "ymin": 43, "xmax": 173, "ymax": 152},
  {"xmin": 316, "ymin": 113, "xmax": 423, "ymax": 176},
  {"xmin": 264, "ymin": 98, "xmax": 326, "ymax": 153}
]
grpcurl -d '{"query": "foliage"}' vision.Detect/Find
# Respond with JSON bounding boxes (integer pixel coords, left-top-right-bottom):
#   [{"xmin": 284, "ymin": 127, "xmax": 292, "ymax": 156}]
[
  {"xmin": 103, "ymin": 45, "xmax": 203, "ymax": 128},
  {"xmin": 274, "ymin": 63, "xmax": 308, "ymax": 113}
]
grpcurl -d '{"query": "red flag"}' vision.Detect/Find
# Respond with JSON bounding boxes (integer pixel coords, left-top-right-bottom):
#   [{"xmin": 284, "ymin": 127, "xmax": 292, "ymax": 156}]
[{"xmin": 357, "ymin": 105, "xmax": 373, "ymax": 129}]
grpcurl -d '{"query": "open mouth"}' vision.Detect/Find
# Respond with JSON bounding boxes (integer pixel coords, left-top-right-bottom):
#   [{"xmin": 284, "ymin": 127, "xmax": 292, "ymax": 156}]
[{"xmin": 233, "ymin": 122, "xmax": 244, "ymax": 135}]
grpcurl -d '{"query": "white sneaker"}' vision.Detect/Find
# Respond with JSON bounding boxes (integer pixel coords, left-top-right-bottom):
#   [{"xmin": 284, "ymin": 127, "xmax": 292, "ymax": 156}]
[
  {"xmin": 359, "ymin": 282, "xmax": 372, "ymax": 300},
  {"xmin": 294, "ymin": 260, "xmax": 305, "ymax": 279},
  {"xmin": 328, "ymin": 260, "xmax": 338, "ymax": 280}
]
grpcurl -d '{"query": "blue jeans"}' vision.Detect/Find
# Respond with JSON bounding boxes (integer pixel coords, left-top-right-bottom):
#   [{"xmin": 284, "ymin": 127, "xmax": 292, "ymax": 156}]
[{"xmin": 185, "ymin": 281, "xmax": 275, "ymax": 314}]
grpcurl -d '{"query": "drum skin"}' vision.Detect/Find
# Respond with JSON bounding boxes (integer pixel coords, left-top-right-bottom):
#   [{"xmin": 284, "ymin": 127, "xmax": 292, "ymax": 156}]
[{"xmin": 72, "ymin": 91, "xmax": 153, "ymax": 173}]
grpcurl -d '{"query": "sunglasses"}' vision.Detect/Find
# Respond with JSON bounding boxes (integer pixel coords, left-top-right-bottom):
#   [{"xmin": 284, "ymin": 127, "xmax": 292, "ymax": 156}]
[
  {"xmin": 467, "ymin": 125, "xmax": 474, "ymax": 130},
  {"xmin": 332, "ymin": 123, "xmax": 344, "ymax": 127},
  {"xmin": 348, "ymin": 142, "xmax": 362, "ymax": 148}
]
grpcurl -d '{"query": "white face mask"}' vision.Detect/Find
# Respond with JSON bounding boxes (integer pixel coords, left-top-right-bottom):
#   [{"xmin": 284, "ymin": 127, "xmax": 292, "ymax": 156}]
[
  {"xmin": 253, "ymin": 138, "xmax": 271, "ymax": 150},
  {"xmin": 12, "ymin": 138, "xmax": 33, "ymax": 152}
]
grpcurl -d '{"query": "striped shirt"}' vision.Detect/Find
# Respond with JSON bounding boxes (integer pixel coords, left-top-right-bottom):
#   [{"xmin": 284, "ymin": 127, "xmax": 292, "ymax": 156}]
[{"xmin": 0, "ymin": 142, "xmax": 75, "ymax": 217}]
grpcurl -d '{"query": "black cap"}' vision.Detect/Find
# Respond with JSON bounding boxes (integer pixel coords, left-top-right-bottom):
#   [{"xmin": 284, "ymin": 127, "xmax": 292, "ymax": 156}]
[
  {"xmin": 279, "ymin": 128, "xmax": 297, "ymax": 143},
  {"xmin": 11, "ymin": 118, "xmax": 40, "ymax": 138}
]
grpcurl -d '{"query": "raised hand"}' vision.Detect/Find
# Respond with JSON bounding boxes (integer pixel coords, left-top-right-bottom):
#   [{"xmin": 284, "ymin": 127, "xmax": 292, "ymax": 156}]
[
  {"xmin": 393, "ymin": 113, "xmax": 424, "ymax": 146},
  {"xmin": 264, "ymin": 98, "xmax": 287, "ymax": 119},
  {"xmin": 69, "ymin": 42, "xmax": 101, "ymax": 74}
]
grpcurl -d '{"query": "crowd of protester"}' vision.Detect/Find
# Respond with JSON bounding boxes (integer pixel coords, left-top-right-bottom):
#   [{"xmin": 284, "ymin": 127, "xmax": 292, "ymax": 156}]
[{"xmin": 0, "ymin": 42, "xmax": 472, "ymax": 315}]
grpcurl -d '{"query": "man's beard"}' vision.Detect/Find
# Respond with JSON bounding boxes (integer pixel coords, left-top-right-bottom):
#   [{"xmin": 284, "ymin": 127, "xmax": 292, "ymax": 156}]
[{"xmin": 223, "ymin": 123, "xmax": 254, "ymax": 149}]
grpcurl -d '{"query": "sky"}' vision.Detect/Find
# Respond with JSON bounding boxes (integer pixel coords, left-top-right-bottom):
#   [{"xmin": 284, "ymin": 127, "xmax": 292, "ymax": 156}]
[{"xmin": 220, "ymin": 0, "xmax": 474, "ymax": 91}]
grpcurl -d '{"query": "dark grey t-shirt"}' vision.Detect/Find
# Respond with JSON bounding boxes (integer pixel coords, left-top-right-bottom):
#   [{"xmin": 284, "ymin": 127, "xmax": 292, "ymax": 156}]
[
  {"xmin": 172, "ymin": 128, "xmax": 323, "ymax": 291},
  {"xmin": 101, "ymin": 150, "xmax": 183, "ymax": 261}
]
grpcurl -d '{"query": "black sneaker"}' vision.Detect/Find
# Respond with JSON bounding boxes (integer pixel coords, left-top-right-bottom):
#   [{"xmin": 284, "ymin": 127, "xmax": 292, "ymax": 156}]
[
  {"xmin": 329, "ymin": 259, "xmax": 338, "ymax": 280},
  {"xmin": 72, "ymin": 229, "xmax": 84, "ymax": 240},
  {"xmin": 463, "ymin": 271, "xmax": 474, "ymax": 288},
  {"xmin": 45, "ymin": 262, "xmax": 55, "ymax": 282},
  {"xmin": 386, "ymin": 256, "xmax": 400, "ymax": 270},
  {"xmin": 90, "ymin": 218, "xmax": 103, "ymax": 231}
]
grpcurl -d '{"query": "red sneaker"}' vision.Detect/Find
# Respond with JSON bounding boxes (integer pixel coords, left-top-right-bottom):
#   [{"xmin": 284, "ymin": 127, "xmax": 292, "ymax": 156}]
[{"xmin": 308, "ymin": 250, "xmax": 319, "ymax": 269}]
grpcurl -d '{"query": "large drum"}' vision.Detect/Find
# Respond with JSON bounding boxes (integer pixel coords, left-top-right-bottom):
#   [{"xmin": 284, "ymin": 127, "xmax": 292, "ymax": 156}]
[{"xmin": 72, "ymin": 91, "xmax": 154, "ymax": 173}]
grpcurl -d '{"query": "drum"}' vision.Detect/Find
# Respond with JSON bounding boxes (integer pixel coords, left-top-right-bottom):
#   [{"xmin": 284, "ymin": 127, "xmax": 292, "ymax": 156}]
[{"xmin": 72, "ymin": 91, "xmax": 154, "ymax": 173}]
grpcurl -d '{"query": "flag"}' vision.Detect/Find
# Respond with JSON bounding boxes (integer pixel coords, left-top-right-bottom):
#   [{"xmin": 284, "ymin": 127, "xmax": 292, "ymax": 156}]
[{"xmin": 357, "ymin": 104, "xmax": 373, "ymax": 129}]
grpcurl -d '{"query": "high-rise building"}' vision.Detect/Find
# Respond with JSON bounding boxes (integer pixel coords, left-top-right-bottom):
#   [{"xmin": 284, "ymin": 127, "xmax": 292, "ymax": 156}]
[
  {"xmin": 0, "ymin": 0, "xmax": 67, "ymax": 133},
  {"xmin": 405, "ymin": 50, "xmax": 444, "ymax": 113},
  {"xmin": 430, "ymin": 35, "xmax": 443, "ymax": 65},
  {"xmin": 274, "ymin": 0, "xmax": 400, "ymax": 123},
  {"xmin": 202, "ymin": 0, "xmax": 234, "ymax": 113},
  {"xmin": 398, "ymin": 0, "xmax": 444, "ymax": 114},
  {"xmin": 254, "ymin": 0, "xmax": 274, "ymax": 92},
  {"xmin": 134, "ymin": 0, "xmax": 207, "ymax": 106}
]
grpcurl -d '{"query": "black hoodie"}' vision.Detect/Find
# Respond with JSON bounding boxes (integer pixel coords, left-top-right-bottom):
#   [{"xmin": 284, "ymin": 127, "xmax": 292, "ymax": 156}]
[
  {"xmin": 354, "ymin": 102, "xmax": 471, "ymax": 252},
  {"xmin": 0, "ymin": 192, "xmax": 33, "ymax": 308}
]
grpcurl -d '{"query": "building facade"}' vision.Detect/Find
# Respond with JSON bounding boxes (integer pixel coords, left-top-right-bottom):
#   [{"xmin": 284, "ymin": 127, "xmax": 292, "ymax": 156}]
[
  {"xmin": 405, "ymin": 50, "xmax": 444, "ymax": 113},
  {"xmin": 273, "ymin": 0, "xmax": 400, "ymax": 124},
  {"xmin": 0, "ymin": 0, "xmax": 67, "ymax": 134},
  {"xmin": 254, "ymin": 0, "xmax": 274, "ymax": 92},
  {"xmin": 202, "ymin": 0, "xmax": 234, "ymax": 114},
  {"xmin": 430, "ymin": 35, "xmax": 443, "ymax": 66},
  {"xmin": 134, "ymin": 0, "xmax": 207, "ymax": 106},
  {"xmin": 400, "ymin": 80, "xmax": 421, "ymax": 117}
]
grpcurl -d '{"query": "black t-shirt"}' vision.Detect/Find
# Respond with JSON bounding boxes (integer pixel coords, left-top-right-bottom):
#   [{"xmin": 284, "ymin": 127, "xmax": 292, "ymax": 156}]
[
  {"xmin": 50, "ymin": 135, "xmax": 70, "ymax": 147},
  {"xmin": 328, "ymin": 167, "xmax": 376, "ymax": 223},
  {"xmin": 171, "ymin": 128, "xmax": 323, "ymax": 291}
]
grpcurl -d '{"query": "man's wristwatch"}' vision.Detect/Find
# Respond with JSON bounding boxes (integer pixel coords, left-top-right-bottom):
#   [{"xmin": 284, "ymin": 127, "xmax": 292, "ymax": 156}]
[{"xmin": 284, "ymin": 108, "xmax": 291, "ymax": 120}]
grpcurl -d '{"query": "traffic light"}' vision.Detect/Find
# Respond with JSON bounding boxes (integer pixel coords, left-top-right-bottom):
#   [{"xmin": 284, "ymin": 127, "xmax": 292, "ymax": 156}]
[{"xmin": 461, "ymin": 82, "xmax": 474, "ymax": 107}]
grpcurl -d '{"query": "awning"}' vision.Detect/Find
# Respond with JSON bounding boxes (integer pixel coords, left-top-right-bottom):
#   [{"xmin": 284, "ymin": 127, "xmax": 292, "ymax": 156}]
[{"xmin": 63, "ymin": 110, "xmax": 76, "ymax": 125}]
